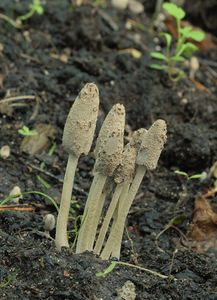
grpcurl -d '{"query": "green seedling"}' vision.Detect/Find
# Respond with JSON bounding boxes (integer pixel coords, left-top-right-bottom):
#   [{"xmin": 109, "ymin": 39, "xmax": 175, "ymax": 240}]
[
  {"xmin": 0, "ymin": 190, "xmax": 59, "ymax": 212},
  {"xmin": 0, "ymin": 0, "xmax": 44, "ymax": 29},
  {"xmin": 150, "ymin": 2, "xmax": 205, "ymax": 82},
  {"xmin": 175, "ymin": 170, "xmax": 205, "ymax": 181},
  {"xmin": 0, "ymin": 269, "xmax": 18, "ymax": 288},
  {"xmin": 96, "ymin": 261, "xmax": 117, "ymax": 278},
  {"xmin": 18, "ymin": 125, "xmax": 37, "ymax": 136}
]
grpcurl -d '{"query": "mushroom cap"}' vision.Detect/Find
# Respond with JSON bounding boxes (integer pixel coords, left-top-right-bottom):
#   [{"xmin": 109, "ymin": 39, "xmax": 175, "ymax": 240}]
[
  {"xmin": 62, "ymin": 83, "xmax": 99, "ymax": 157},
  {"xmin": 130, "ymin": 128, "xmax": 147, "ymax": 152},
  {"xmin": 94, "ymin": 104, "xmax": 125, "ymax": 176},
  {"xmin": 136, "ymin": 120, "xmax": 167, "ymax": 170},
  {"xmin": 114, "ymin": 143, "xmax": 137, "ymax": 184}
]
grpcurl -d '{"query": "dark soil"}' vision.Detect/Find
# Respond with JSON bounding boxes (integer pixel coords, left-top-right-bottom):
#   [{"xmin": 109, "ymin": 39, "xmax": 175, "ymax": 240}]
[{"xmin": 0, "ymin": 1, "xmax": 217, "ymax": 299}]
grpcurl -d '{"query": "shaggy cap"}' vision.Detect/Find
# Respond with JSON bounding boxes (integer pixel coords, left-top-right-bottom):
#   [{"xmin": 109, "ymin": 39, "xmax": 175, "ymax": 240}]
[
  {"xmin": 136, "ymin": 120, "xmax": 167, "ymax": 170},
  {"xmin": 114, "ymin": 143, "xmax": 137, "ymax": 184},
  {"xmin": 62, "ymin": 83, "xmax": 99, "ymax": 157},
  {"xmin": 130, "ymin": 128, "xmax": 147, "ymax": 152},
  {"xmin": 94, "ymin": 104, "xmax": 125, "ymax": 176}
]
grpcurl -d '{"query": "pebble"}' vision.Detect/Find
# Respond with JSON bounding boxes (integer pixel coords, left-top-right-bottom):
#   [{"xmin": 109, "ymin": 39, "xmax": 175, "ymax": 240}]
[
  {"xmin": 111, "ymin": 0, "xmax": 128, "ymax": 10},
  {"xmin": 9, "ymin": 186, "xmax": 23, "ymax": 204},
  {"xmin": 0, "ymin": 145, "xmax": 10, "ymax": 159},
  {"xmin": 128, "ymin": 0, "xmax": 144, "ymax": 14}
]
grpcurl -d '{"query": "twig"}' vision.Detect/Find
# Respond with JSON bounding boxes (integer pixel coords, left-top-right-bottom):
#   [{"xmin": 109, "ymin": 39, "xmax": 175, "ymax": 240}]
[
  {"xmin": 0, "ymin": 95, "xmax": 36, "ymax": 103},
  {"xmin": 116, "ymin": 261, "xmax": 171, "ymax": 279},
  {"xmin": 0, "ymin": 206, "xmax": 35, "ymax": 212}
]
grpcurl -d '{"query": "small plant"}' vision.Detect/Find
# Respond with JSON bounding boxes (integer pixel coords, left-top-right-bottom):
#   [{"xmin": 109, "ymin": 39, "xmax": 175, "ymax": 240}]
[
  {"xmin": 0, "ymin": 0, "xmax": 44, "ymax": 29},
  {"xmin": 18, "ymin": 125, "xmax": 37, "ymax": 136},
  {"xmin": 150, "ymin": 2, "xmax": 205, "ymax": 82},
  {"xmin": 174, "ymin": 170, "xmax": 205, "ymax": 181}
]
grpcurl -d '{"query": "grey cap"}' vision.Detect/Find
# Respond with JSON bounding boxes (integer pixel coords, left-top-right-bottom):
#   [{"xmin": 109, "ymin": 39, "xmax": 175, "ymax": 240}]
[
  {"xmin": 114, "ymin": 143, "xmax": 137, "ymax": 184},
  {"xmin": 94, "ymin": 104, "xmax": 125, "ymax": 176},
  {"xmin": 136, "ymin": 120, "xmax": 167, "ymax": 170},
  {"xmin": 62, "ymin": 83, "xmax": 99, "ymax": 157}
]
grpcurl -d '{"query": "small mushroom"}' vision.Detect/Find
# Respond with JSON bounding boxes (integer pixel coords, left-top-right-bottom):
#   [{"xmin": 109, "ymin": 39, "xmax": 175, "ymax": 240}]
[
  {"xmin": 55, "ymin": 83, "xmax": 99, "ymax": 251},
  {"xmin": 44, "ymin": 214, "xmax": 56, "ymax": 235},
  {"xmin": 101, "ymin": 120, "xmax": 167, "ymax": 260},
  {"xmin": 94, "ymin": 142, "xmax": 137, "ymax": 255},
  {"xmin": 76, "ymin": 104, "xmax": 125, "ymax": 253}
]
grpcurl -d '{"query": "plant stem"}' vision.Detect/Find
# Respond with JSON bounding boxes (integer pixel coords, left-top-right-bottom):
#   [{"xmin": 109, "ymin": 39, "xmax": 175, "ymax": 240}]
[
  {"xmin": 94, "ymin": 183, "xmax": 125, "ymax": 255},
  {"xmin": 101, "ymin": 165, "xmax": 146, "ymax": 260},
  {"xmin": 76, "ymin": 173, "xmax": 107, "ymax": 253},
  {"xmin": 0, "ymin": 13, "xmax": 21, "ymax": 28},
  {"xmin": 55, "ymin": 154, "xmax": 78, "ymax": 251}
]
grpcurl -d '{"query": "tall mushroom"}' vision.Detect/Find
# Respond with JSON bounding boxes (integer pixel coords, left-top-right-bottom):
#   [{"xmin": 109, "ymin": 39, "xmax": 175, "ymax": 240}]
[
  {"xmin": 76, "ymin": 104, "xmax": 125, "ymax": 253},
  {"xmin": 55, "ymin": 83, "xmax": 99, "ymax": 251},
  {"xmin": 100, "ymin": 120, "xmax": 167, "ymax": 260},
  {"xmin": 94, "ymin": 142, "xmax": 137, "ymax": 255}
]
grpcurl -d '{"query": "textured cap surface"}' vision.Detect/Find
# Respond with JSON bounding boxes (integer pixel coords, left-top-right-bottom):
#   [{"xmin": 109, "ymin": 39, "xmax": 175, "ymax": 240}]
[
  {"xmin": 62, "ymin": 83, "xmax": 99, "ymax": 156},
  {"xmin": 130, "ymin": 128, "xmax": 147, "ymax": 152},
  {"xmin": 114, "ymin": 143, "xmax": 137, "ymax": 184},
  {"xmin": 136, "ymin": 120, "xmax": 167, "ymax": 170},
  {"xmin": 94, "ymin": 104, "xmax": 125, "ymax": 176}
]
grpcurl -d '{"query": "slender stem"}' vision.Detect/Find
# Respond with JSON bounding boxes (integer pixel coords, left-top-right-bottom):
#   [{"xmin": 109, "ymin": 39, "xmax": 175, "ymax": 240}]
[
  {"xmin": 0, "ymin": 13, "xmax": 21, "ymax": 28},
  {"xmin": 76, "ymin": 173, "xmax": 107, "ymax": 253},
  {"xmin": 0, "ymin": 95, "xmax": 35, "ymax": 103},
  {"xmin": 100, "ymin": 165, "xmax": 146, "ymax": 260},
  {"xmin": 94, "ymin": 183, "xmax": 124, "ymax": 255},
  {"xmin": 18, "ymin": 9, "xmax": 35, "ymax": 21},
  {"xmin": 55, "ymin": 154, "xmax": 78, "ymax": 251}
]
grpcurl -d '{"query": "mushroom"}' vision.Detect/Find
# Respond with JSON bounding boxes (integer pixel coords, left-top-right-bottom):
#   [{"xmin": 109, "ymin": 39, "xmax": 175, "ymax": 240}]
[
  {"xmin": 55, "ymin": 83, "xmax": 99, "ymax": 251},
  {"xmin": 76, "ymin": 104, "xmax": 125, "ymax": 253},
  {"xmin": 94, "ymin": 142, "xmax": 137, "ymax": 255},
  {"xmin": 100, "ymin": 120, "xmax": 167, "ymax": 260}
]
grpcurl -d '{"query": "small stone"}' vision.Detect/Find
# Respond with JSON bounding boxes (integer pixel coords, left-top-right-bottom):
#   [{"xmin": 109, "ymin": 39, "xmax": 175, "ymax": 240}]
[
  {"xmin": 0, "ymin": 145, "xmax": 10, "ymax": 159},
  {"xmin": 180, "ymin": 98, "xmax": 188, "ymax": 105},
  {"xmin": 111, "ymin": 0, "xmax": 129, "ymax": 10},
  {"xmin": 9, "ymin": 186, "xmax": 23, "ymax": 204},
  {"xmin": 128, "ymin": 0, "xmax": 144, "ymax": 14},
  {"xmin": 116, "ymin": 280, "xmax": 136, "ymax": 300}
]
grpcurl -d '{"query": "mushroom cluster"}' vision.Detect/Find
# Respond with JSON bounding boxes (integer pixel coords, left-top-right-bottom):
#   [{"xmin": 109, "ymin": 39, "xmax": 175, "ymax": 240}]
[{"xmin": 55, "ymin": 83, "xmax": 167, "ymax": 260}]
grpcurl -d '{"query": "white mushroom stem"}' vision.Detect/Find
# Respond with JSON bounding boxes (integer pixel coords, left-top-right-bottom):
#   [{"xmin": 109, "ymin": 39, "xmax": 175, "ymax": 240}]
[
  {"xmin": 76, "ymin": 173, "xmax": 107, "ymax": 253},
  {"xmin": 55, "ymin": 83, "xmax": 99, "ymax": 252},
  {"xmin": 100, "ymin": 165, "xmax": 146, "ymax": 260},
  {"xmin": 55, "ymin": 154, "xmax": 78, "ymax": 251},
  {"xmin": 101, "ymin": 119, "xmax": 167, "ymax": 260},
  {"xmin": 94, "ymin": 183, "xmax": 125, "ymax": 255}
]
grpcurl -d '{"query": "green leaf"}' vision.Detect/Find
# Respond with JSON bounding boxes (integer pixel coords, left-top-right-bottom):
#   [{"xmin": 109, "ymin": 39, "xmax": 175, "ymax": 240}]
[
  {"xmin": 180, "ymin": 26, "xmax": 192, "ymax": 37},
  {"xmin": 177, "ymin": 42, "xmax": 198, "ymax": 56},
  {"xmin": 187, "ymin": 30, "xmax": 205, "ymax": 42},
  {"xmin": 163, "ymin": 2, "xmax": 185, "ymax": 20},
  {"xmin": 171, "ymin": 56, "xmax": 185, "ymax": 62},
  {"xmin": 149, "ymin": 64, "xmax": 166, "ymax": 70},
  {"xmin": 96, "ymin": 261, "xmax": 117, "ymax": 278},
  {"xmin": 150, "ymin": 52, "xmax": 167, "ymax": 60},
  {"xmin": 174, "ymin": 170, "xmax": 188, "ymax": 178},
  {"xmin": 160, "ymin": 32, "xmax": 172, "ymax": 49},
  {"xmin": 189, "ymin": 173, "xmax": 204, "ymax": 180}
]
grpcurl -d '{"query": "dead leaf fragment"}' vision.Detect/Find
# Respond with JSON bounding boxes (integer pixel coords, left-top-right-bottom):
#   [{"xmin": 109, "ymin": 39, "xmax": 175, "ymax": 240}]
[
  {"xmin": 20, "ymin": 123, "xmax": 56, "ymax": 156},
  {"xmin": 186, "ymin": 191, "xmax": 217, "ymax": 252}
]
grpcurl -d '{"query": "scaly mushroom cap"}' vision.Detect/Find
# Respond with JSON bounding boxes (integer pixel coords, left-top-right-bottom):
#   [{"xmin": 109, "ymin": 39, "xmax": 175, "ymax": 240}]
[
  {"xmin": 136, "ymin": 120, "xmax": 167, "ymax": 170},
  {"xmin": 62, "ymin": 83, "xmax": 99, "ymax": 157},
  {"xmin": 114, "ymin": 143, "xmax": 137, "ymax": 184},
  {"xmin": 94, "ymin": 104, "xmax": 125, "ymax": 176},
  {"xmin": 130, "ymin": 128, "xmax": 147, "ymax": 152}
]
